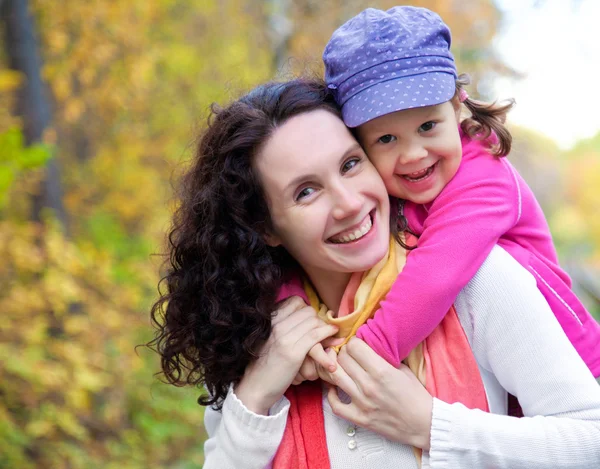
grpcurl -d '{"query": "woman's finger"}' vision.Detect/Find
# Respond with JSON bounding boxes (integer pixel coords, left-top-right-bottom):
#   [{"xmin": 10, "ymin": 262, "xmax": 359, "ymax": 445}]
[
  {"xmin": 271, "ymin": 296, "xmax": 309, "ymax": 326},
  {"xmin": 326, "ymin": 355, "xmax": 362, "ymax": 400},
  {"xmin": 327, "ymin": 385, "xmax": 363, "ymax": 426},
  {"xmin": 272, "ymin": 306, "xmax": 322, "ymax": 340},
  {"xmin": 292, "ymin": 373, "xmax": 305, "ymax": 386},
  {"xmin": 344, "ymin": 337, "xmax": 390, "ymax": 377},
  {"xmin": 336, "ymin": 344, "xmax": 371, "ymax": 393},
  {"xmin": 297, "ymin": 324, "xmax": 340, "ymax": 355},
  {"xmin": 297, "ymin": 357, "xmax": 318, "ymax": 382}
]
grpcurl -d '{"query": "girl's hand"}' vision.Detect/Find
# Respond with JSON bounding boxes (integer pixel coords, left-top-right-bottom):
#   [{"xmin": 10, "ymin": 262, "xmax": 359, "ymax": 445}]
[
  {"xmin": 324, "ymin": 338, "xmax": 434, "ymax": 450},
  {"xmin": 234, "ymin": 297, "xmax": 339, "ymax": 415},
  {"xmin": 292, "ymin": 334, "xmax": 345, "ymax": 385}
]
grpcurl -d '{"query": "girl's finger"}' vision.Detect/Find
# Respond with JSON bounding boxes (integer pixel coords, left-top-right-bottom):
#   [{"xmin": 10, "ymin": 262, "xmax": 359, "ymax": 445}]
[
  {"xmin": 321, "ymin": 336, "xmax": 345, "ymax": 349},
  {"xmin": 309, "ymin": 343, "xmax": 337, "ymax": 373}
]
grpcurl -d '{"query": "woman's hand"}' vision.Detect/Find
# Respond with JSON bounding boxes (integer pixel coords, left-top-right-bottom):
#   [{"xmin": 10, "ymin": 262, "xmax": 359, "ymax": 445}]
[
  {"xmin": 234, "ymin": 296, "xmax": 339, "ymax": 415},
  {"xmin": 323, "ymin": 338, "xmax": 434, "ymax": 450}
]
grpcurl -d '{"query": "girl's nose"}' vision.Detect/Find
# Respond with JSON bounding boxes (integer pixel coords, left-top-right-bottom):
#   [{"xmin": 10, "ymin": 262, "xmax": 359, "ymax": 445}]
[{"xmin": 397, "ymin": 141, "xmax": 428, "ymax": 165}]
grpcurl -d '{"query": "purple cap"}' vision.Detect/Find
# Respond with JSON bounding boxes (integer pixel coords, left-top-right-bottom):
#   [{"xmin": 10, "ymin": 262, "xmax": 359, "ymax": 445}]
[{"xmin": 323, "ymin": 6, "xmax": 457, "ymax": 128}]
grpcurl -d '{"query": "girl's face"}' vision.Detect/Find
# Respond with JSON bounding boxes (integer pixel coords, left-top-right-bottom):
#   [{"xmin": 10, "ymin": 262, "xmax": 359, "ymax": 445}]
[
  {"xmin": 356, "ymin": 100, "xmax": 462, "ymax": 205},
  {"xmin": 255, "ymin": 109, "xmax": 390, "ymax": 286}
]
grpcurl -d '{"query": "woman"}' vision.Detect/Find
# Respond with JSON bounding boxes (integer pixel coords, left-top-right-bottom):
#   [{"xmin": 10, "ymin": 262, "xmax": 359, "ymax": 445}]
[{"xmin": 150, "ymin": 79, "xmax": 600, "ymax": 468}]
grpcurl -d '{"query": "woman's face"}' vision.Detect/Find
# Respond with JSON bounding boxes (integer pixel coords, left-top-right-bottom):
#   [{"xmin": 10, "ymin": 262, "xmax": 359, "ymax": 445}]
[{"xmin": 255, "ymin": 109, "xmax": 390, "ymax": 284}]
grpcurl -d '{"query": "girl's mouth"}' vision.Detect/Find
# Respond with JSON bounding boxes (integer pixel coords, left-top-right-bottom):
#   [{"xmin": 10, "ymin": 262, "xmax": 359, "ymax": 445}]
[
  {"xmin": 402, "ymin": 162, "xmax": 437, "ymax": 182},
  {"xmin": 329, "ymin": 211, "xmax": 374, "ymax": 244}
]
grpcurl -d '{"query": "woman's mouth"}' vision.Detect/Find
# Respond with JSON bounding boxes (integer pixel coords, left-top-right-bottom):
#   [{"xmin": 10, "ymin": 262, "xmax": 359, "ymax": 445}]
[
  {"xmin": 329, "ymin": 212, "xmax": 374, "ymax": 244},
  {"xmin": 402, "ymin": 162, "xmax": 437, "ymax": 182}
]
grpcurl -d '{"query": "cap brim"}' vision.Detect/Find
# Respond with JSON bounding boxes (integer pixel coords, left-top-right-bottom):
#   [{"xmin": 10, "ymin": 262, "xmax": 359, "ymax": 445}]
[{"xmin": 341, "ymin": 72, "xmax": 456, "ymax": 128}]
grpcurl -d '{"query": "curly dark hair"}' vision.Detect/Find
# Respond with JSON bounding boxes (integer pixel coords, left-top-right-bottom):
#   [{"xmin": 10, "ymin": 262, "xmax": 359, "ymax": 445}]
[{"xmin": 148, "ymin": 78, "xmax": 348, "ymax": 410}]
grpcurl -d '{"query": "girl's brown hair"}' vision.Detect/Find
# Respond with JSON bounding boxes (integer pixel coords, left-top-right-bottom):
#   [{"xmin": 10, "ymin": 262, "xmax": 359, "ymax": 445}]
[{"xmin": 455, "ymin": 73, "xmax": 515, "ymax": 157}]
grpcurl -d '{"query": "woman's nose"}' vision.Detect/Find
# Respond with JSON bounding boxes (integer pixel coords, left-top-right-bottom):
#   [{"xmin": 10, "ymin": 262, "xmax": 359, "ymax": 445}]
[{"xmin": 331, "ymin": 183, "xmax": 362, "ymax": 220}]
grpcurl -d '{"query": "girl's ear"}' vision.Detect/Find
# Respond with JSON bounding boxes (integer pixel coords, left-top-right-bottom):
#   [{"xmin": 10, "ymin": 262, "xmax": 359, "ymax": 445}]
[{"xmin": 451, "ymin": 95, "xmax": 462, "ymax": 122}]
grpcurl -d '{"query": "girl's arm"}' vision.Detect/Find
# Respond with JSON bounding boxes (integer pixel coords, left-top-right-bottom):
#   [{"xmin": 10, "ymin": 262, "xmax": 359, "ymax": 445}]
[
  {"xmin": 357, "ymin": 140, "xmax": 523, "ymax": 366},
  {"xmin": 426, "ymin": 246, "xmax": 600, "ymax": 468},
  {"xmin": 202, "ymin": 388, "xmax": 290, "ymax": 469}
]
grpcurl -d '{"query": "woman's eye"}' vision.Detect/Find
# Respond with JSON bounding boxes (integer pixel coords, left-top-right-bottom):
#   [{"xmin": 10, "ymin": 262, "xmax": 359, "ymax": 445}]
[
  {"xmin": 296, "ymin": 187, "xmax": 315, "ymax": 201},
  {"xmin": 377, "ymin": 134, "xmax": 396, "ymax": 144},
  {"xmin": 419, "ymin": 121, "xmax": 436, "ymax": 132},
  {"xmin": 341, "ymin": 157, "xmax": 360, "ymax": 174}
]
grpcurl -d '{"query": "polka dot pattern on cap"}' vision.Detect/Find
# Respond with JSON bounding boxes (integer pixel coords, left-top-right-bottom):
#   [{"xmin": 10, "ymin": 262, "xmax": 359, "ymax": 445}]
[{"xmin": 323, "ymin": 6, "xmax": 458, "ymax": 127}]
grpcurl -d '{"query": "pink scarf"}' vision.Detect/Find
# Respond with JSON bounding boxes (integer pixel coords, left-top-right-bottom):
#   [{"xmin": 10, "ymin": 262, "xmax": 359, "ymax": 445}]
[{"xmin": 273, "ymin": 237, "xmax": 489, "ymax": 468}]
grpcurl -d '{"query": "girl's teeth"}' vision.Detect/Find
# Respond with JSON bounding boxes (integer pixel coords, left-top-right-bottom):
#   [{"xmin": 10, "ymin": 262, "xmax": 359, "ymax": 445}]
[
  {"xmin": 331, "ymin": 216, "xmax": 373, "ymax": 244},
  {"xmin": 403, "ymin": 164, "xmax": 434, "ymax": 181},
  {"xmin": 408, "ymin": 168, "xmax": 428, "ymax": 178}
]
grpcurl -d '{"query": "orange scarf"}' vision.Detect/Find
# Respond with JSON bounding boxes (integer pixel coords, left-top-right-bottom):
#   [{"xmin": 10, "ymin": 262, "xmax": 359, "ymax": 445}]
[{"xmin": 273, "ymin": 235, "xmax": 488, "ymax": 468}]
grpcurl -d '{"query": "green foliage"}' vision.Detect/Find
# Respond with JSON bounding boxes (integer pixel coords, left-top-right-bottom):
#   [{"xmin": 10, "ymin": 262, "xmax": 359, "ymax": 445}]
[{"xmin": 0, "ymin": 127, "xmax": 53, "ymax": 209}]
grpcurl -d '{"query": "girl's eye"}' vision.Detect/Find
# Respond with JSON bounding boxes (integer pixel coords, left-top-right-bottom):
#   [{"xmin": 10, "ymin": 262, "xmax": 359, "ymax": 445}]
[
  {"xmin": 341, "ymin": 157, "xmax": 360, "ymax": 174},
  {"xmin": 296, "ymin": 187, "xmax": 315, "ymax": 201},
  {"xmin": 419, "ymin": 121, "xmax": 436, "ymax": 132},
  {"xmin": 377, "ymin": 134, "xmax": 396, "ymax": 144}
]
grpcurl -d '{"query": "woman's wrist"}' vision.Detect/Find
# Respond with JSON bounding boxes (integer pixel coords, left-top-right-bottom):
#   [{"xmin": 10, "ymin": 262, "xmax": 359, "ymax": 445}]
[
  {"xmin": 234, "ymin": 379, "xmax": 273, "ymax": 416},
  {"xmin": 234, "ymin": 364, "xmax": 286, "ymax": 416},
  {"xmin": 409, "ymin": 394, "xmax": 433, "ymax": 450}
]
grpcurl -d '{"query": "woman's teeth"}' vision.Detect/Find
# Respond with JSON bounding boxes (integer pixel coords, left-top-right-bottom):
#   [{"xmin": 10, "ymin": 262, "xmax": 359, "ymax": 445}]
[
  {"xmin": 403, "ymin": 164, "xmax": 435, "ymax": 182},
  {"xmin": 331, "ymin": 216, "xmax": 373, "ymax": 244}
]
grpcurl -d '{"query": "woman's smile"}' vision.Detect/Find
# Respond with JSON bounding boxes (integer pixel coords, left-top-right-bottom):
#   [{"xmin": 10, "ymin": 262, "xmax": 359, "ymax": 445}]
[{"xmin": 328, "ymin": 211, "xmax": 374, "ymax": 244}]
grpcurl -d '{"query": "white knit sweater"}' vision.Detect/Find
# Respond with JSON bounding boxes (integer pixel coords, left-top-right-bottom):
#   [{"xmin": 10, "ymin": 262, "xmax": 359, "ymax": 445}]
[{"xmin": 202, "ymin": 246, "xmax": 600, "ymax": 468}]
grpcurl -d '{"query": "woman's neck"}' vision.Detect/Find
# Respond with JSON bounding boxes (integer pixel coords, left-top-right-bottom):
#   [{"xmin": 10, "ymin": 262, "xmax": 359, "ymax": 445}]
[{"xmin": 305, "ymin": 269, "xmax": 352, "ymax": 314}]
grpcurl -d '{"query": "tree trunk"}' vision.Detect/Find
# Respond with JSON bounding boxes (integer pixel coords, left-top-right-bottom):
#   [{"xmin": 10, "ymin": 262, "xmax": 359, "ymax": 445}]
[
  {"xmin": 267, "ymin": 0, "xmax": 293, "ymax": 74},
  {"xmin": 2, "ymin": 0, "xmax": 68, "ymax": 230}
]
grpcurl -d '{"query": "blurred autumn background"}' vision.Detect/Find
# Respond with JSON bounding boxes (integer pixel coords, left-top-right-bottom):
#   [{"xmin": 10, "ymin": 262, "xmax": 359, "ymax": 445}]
[{"xmin": 0, "ymin": 0, "xmax": 598, "ymax": 467}]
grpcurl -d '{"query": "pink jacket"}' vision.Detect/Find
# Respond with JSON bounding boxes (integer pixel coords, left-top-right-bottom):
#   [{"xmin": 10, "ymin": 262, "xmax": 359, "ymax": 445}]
[{"xmin": 355, "ymin": 129, "xmax": 600, "ymax": 377}]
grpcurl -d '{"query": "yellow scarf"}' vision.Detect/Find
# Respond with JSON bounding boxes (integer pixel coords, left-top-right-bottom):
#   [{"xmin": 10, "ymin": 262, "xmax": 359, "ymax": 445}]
[
  {"xmin": 302, "ymin": 236, "xmax": 488, "ymax": 465},
  {"xmin": 304, "ymin": 238, "xmax": 427, "ymax": 383}
]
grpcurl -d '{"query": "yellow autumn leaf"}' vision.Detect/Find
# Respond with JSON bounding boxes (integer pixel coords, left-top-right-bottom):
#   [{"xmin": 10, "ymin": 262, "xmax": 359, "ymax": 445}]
[{"xmin": 0, "ymin": 70, "xmax": 23, "ymax": 91}]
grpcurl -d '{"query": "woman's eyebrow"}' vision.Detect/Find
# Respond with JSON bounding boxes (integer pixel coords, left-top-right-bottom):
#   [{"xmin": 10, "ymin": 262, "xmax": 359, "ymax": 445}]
[{"xmin": 283, "ymin": 143, "xmax": 363, "ymax": 193}]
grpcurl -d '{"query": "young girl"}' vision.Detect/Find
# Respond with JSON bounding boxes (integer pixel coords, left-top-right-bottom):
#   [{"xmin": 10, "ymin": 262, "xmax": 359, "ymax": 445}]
[{"xmin": 320, "ymin": 6, "xmax": 600, "ymax": 377}]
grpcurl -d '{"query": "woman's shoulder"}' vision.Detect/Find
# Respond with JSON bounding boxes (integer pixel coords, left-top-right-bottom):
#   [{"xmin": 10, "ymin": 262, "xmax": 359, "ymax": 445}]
[
  {"xmin": 453, "ymin": 245, "xmax": 542, "ymax": 351},
  {"xmin": 464, "ymin": 245, "xmax": 536, "ymax": 297}
]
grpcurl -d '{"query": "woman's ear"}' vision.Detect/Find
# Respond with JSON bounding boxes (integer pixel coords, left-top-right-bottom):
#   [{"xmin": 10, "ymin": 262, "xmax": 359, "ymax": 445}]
[{"xmin": 264, "ymin": 231, "xmax": 282, "ymax": 247}]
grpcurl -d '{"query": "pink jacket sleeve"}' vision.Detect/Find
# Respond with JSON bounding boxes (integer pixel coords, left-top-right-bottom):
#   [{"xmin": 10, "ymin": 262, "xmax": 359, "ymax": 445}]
[{"xmin": 357, "ymin": 137, "xmax": 522, "ymax": 366}]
